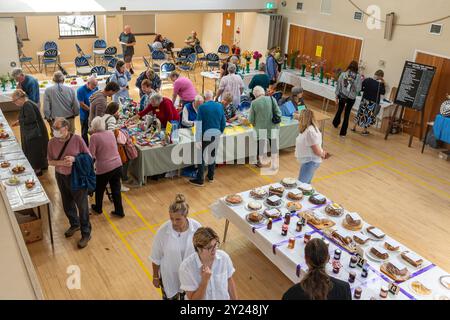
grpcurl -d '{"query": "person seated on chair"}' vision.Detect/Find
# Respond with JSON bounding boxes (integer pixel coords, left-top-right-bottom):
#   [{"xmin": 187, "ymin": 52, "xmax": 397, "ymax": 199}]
[
  {"xmin": 152, "ymin": 34, "xmax": 164, "ymax": 51},
  {"xmin": 248, "ymin": 63, "xmax": 270, "ymax": 100},
  {"xmin": 185, "ymin": 31, "xmax": 200, "ymax": 48},
  {"xmin": 136, "ymin": 69, "xmax": 162, "ymax": 98},
  {"xmin": 11, "ymin": 68, "xmax": 40, "ymax": 104},
  {"xmin": 139, "ymin": 79, "xmax": 156, "ymax": 112},
  {"xmin": 280, "ymin": 87, "xmax": 305, "ymax": 119},
  {"xmin": 129, "ymin": 93, "xmax": 179, "ymax": 129},
  {"xmin": 181, "ymin": 95, "xmax": 203, "ymax": 128},
  {"xmin": 170, "ymin": 71, "xmax": 197, "ymax": 110},
  {"xmin": 221, "ymin": 92, "xmax": 238, "ymax": 123},
  {"xmin": 216, "ymin": 63, "xmax": 244, "ymax": 107},
  {"xmin": 220, "ymin": 55, "xmax": 239, "ymax": 78}
]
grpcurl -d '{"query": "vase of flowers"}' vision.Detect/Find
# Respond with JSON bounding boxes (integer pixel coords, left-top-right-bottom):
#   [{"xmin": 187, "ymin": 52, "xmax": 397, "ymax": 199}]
[
  {"xmin": 311, "ymin": 64, "xmax": 317, "ymax": 81},
  {"xmin": 283, "ymin": 54, "xmax": 288, "ymax": 69},
  {"xmin": 253, "ymin": 51, "xmax": 262, "ymax": 71},
  {"xmin": 8, "ymin": 73, "xmax": 16, "ymax": 89},
  {"xmin": 0, "ymin": 75, "xmax": 8, "ymax": 92},
  {"xmin": 325, "ymin": 73, "xmax": 331, "ymax": 85},
  {"xmin": 287, "ymin": 51, "xmax": 299, "ymax": 70},
  {"xmin": 242, "ymin": 50, "xmax": 253, "ymax": 73},
  {"xmin": 332, "ymin": 66, "xmax": 343, "ymax": 87}
]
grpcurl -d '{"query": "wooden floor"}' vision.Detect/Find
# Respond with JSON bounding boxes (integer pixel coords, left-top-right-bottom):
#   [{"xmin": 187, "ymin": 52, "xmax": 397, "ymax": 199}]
[{"xmin": 5, "ymin": 60, "xmax": 450, "ymax": 299}]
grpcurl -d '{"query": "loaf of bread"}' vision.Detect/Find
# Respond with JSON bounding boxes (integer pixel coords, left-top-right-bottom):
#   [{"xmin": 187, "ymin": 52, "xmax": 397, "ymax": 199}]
[
  {"xmin": 401, "ymin": 251, "xmax": 423, "ymax": 268},
  {"xmin": 370, "ymin": 247, "xmax": 389, "ymax": 260}
]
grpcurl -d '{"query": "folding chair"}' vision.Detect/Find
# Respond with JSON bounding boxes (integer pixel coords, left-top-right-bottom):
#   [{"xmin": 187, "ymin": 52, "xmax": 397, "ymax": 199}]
[
  {"xmin": 44, "ymin": 41, "xmax": 58, "ymax": 51},
  {"xmin": 102, "ymin": 46, "xmax": 117, "ymax": 65},
  {"xmin": 75, "ymin": 56, "xmax": 92, "ymax": 76},
  {"xmin": 90, "ymin": 66, "xmax": 107, "ymax": 76},
  {"xmin": 75, "ymin": 44, "xmax": 92, "ymax": 65},
  {"xmin": 42, "ymin": 49, "xmax": 58, "ymax": 75},
  {"xmin": 177, "ymin": 53, "xmax": 197, "ymax": 81},
  {"xmin": 143, "ymin": 56, "xmax": 150, "ymax": 69},
  {"xmin": 151, "ymin": 50, "xmax": 166, "ymax": 73},
  {"xmin": 205, "ymin": 53, "xmax": 220, "ymax": 71},
  {"xmin": 19, "ymin": 54, "xmax": 38, "ymax": 73},
  {"xmin": 93, "ymin": 39, "xmax": 107, "ymax": 65},
  {"xmin": 160, "ymin": 62, "xmax": 176, "ymax": 84}
]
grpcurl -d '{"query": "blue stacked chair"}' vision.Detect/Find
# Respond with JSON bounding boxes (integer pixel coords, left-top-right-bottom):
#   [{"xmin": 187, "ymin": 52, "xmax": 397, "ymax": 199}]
[
  {"xmin": 205, "ymin": 53, "xmax": 220, "ymax": 71},
  {"xmin": 75, "ymin": 56, "xmax": 91, "ymax": 76},
  {"xmin": 93, "ymin": 39, "xmax": 107, "ymax": 64},
  {"xmin": 42, "ymin": 49, "xmax": 58, "ymax": 75},
  {"xmin": 90, "ymin": 65, "xmax": 107, "ymax": 76}
]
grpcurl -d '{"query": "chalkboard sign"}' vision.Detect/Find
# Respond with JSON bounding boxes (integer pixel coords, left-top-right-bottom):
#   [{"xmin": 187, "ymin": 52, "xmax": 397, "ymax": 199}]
[{"xmin": 394, "ymin": 61, "xmax": 436, "ymax": 111}]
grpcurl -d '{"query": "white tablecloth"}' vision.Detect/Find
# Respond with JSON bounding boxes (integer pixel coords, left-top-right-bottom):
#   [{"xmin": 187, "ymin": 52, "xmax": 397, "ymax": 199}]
[{"xmin": 210, "ymin": 181, "xmax": 449, "ymax": 300}]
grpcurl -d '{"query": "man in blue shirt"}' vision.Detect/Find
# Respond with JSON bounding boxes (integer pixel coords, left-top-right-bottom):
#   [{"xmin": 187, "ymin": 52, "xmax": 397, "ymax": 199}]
[
  {"xmin": 189, "ymin": 90, "xmax": 226, "ymax": 187},
  {"xmin": 12, "ymin": 68, "xmax": 40, "ymax": 104},
  {"xmin": 77, "ymin": 77, "xmax": 98, "ymax": 146}
]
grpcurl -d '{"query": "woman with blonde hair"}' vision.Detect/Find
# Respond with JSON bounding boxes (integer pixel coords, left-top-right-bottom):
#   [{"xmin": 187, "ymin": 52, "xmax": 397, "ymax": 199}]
[
  {"xmin": 11, "ymin": 89, "xmax": 49, "ymax": 175},
  {"xmin": 295, "ymin": 109, "xmax": 330, "ymax": 184},
  {"xmin": 283, "ymin": 238, "xmax": 351, "ymax": 300},
  {"xmin": 150, "ymin": 194, "xmax": 201, "ymax": 300},
  {"xmin": 179, "ymin": 227, "xmax": 238, "ymax": 300}
]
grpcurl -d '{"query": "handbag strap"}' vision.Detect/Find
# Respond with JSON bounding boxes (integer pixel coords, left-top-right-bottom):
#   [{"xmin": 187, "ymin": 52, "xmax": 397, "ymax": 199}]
[{"xmin": 57, "ymin": 134, "xmax": 73, "ymax": 160}]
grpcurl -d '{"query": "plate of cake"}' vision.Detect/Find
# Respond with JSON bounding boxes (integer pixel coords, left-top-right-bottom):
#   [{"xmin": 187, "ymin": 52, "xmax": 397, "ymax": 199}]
[
  {"xmin": 250, "ymin": 188, "xmax": 268, "ymax": 200},
  {"xmin": 263, "ymin": 208, "xmax": 282, "ymax": 219},
  {"xmin": 287, "ymin": 189, "xmax": 303, "ymax": 201},
  {"xmin": 268, "ymin": 184, "xmax": 285, "ymax": 197},
  {"xmin": 1, "ymin": 160, "xmax": 10, "ymax": 168},
  {"xmin": 400, "ymin": 251, "xmax": 424, "ymax": 269},
  {"xmin": 384, "ymin": 239, "xmax": 400, "ymax": 252},
  {"xmin": 366, "ymin": 246, "xmax": 390, "ymax": 262},
  {"xmin": 281, "ymin": 177, "xmax": 297, "ymax": 189},
  {"xmin": 264, "ymin": 195, "xmax": 283, "ymax": 208},
  {"xmin": 325, "ymin": 203, "xmax": 345, "ymax": 217},
  {"xmin": 309, "ymin": 193, "xmax": 327, "ymax": 205},
  {"xmin": 224, "ymin": 194, "xmax": 243, "ymax": 206},
  {"xmin": 245, "ymin": 212, "xmax": 267, "ymax": 225},
  {"xmin": 298, "ymin": 183, "xmax": 315, "ymax": 196},
  {"xmin": 246, "ymin": 201, "xmax": 263, "ymax": 211},
  {"xmin": 353, "ymin": 233, "xmax": 370, "ymax": 246},
  {"xmin": 299, "ymin": 210, "xmax": 335, "ymax": 230},
  {"xmin": 364, "ymin": 226, "xmax": 386, "ymax": 241},
  {"xmin": 286, "ymin": 201, "xmax": 302, "ymax": 212},
  {"xmin": 380, "ymin": 261, "xmax": 410, "ymax": 282},
  {"xmin": 342, "ymin": 212, "xmax": 363, "ymax": 231},
  {"xmin": 11, "ymin": 164, "xmax": 26, "ymax": 174}
]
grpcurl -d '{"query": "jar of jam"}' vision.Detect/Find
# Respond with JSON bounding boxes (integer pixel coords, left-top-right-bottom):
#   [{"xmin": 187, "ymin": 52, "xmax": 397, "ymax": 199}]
[
  {"xmin": 288, "ymin": 237, "xmax": 295, "ymax": 249},
  {"xmin": 284, "ymin": 213, "xmax": 291, "ymax": 225},
  {"xmin": 380, "ymin": 286, "xmax": 388, "ymax": 299},
  {"xmin": 267, "ymin": 218, "xmax": 273, "ymax": 230},
  {"xmin": 304, "ymin": 234, "xmax": 311, "ymax": 244},
  {"xmin": 348, "ymin": 271, "xmax": 356, "ymax": 283},
  {"xmin": 296, "ymin": 221, "xmax": 302, "ymax": 232},
  {"xmin": 332, "ymin": 265, "xmax": 340, "ymax": 274},
  {"xmin": 334, "ymin": 249, "xmax": 341, "ymax": 261},
  {"xmin": 354, "ymin": 287, "xmax": 362, "ymax": 299},
  {"xmin": 281, "ymin": 224, "xmax": 288, "ymax": 236},
  {"xmin": 361, "ymin": 265, "xmax": 369, "ymax": 278},
  {"xmin": 349, "ymin": 255, "xmax": 358, "ymax": 268}
]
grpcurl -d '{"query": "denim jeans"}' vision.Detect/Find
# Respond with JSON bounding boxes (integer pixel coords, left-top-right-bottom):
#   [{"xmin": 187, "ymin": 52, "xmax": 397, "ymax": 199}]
[{"xmin": 299, "ymin": 161, "xmax": 321, "ymax": 184}]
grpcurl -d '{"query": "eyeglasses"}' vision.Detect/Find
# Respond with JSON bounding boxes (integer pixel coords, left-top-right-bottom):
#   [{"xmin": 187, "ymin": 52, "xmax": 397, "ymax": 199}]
[{"xmin": 203, "ymin": 241, "xmax": 220, "ymax": 252}]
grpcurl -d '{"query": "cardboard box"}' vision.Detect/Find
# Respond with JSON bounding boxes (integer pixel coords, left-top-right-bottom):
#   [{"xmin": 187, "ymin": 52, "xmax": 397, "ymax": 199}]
[{"xmin": 14, "ymin": 210, "xmax": 43, "ymax": 244}]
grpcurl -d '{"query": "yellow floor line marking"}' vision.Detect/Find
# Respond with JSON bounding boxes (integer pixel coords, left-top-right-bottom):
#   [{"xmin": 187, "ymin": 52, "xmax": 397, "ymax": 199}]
[
  {"xmin": 244, "ymin": 164, "xmax": 275, "ymax": 183},
  {"xmin": 313, "ymin": 161, "xmax": 385, "ymax": 183},
  {"xmin": 102, "ymin": 211, "xmax": 162, "ymax": 296},
  {"xmin": 123, "ymin": 226, "xmax": 148, "ymax": 237},
  {"xmin": 122, "ymin": 194, "xmax": 155, "ymax": 234}
]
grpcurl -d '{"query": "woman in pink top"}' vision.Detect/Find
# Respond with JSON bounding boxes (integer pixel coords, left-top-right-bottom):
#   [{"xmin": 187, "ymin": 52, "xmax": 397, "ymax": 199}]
[
  {"xmin": 89, "ymin": 116, "xmax": 125, "ymax": 217},
  {"xmin": 170, "ymin": 71, "xmax": 197, "ymax": 108}
]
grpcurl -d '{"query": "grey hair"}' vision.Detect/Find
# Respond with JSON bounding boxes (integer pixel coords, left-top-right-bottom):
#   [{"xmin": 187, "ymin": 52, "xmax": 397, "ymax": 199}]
[
  {"xmin": 253, "ymin": 86, "xmax": 265, "ymax": 98},
  {"xmin": 259, "ymin": 62, "xmax": 266, "ymax": 72},
  {"xmin": 204, "ymin": 90, "xmax": 214, "ymax": 101},
  {"xmin": 11, "ymin": 68, "xmax": 24, "ymax": 78},
  {"xmin": 150, "ymin": 92, "xmax": 163, "ymax": 104},
  {"xmin": 87, "ymin": 75, "xmax": 98, "ymax": 85},
  {"xmin": 222, "ymin": 92, "xmax": 233, "ymax": 103},
  {"xmin": 54, "ymin": 117, "xmax": 70, "ymax": 130},
  {"xmin": 230, "ymin": 56, "xmax": 239, "ymax": 64},
  {"xmin": 90, "ymin": 116, "xmax": 106, "ymax": 133},
  {"xmin": 227, "ymin": 63, "xmax": 236, "ymax": 74},
  {"xmin": 194, "ymin": 94, "xmax": 204, "ymax": 104},
  {"xmin": 53, "ymin": 71, "xmax": 65, "ymax": 83}
]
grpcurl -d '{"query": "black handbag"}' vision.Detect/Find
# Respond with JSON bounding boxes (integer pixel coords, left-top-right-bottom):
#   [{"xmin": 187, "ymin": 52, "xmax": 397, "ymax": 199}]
[{"xmin": 270, "ymin": 97, "xmax": 281, "ymax": 124}]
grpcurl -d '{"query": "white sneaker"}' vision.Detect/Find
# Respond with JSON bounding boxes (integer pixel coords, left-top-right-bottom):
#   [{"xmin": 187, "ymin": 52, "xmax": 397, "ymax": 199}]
[{"xmin": 121, "ymin": 185, "xmax": 130, "ymax": 192}]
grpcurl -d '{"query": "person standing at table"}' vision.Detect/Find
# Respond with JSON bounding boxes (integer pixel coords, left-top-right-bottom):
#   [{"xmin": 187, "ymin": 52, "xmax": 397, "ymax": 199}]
[
  {"xmin": 216, "ymin": 64, "xmax": 244, "ymax": 107},
  {"xmin": 150, "ymin": 194, "xmax": 202, "ymax": 300},
  {"xmin": 76, "ymin": 76, "xmax": 98, "ymax": 146},
  {"xmin": 179, "ymin": 227, "xmax": 238, "ymax": 300},
  {"xmin": 136, "ymin": 69, "xmax": 161, "ymax": 98},
  {"xmin": 220, "ymin": 55, "xmax": 239, "ymax": 78},
  {"xmin": 352, "ymin": 69, "xmax": 386, "ymax": 136},
  {"xmin": 43, "ymin": 71, "xmax": 80, "ymax": 133},
  {"xmin": 88, "ymin": 81, "xmax": 120, "ymax": 127},
  {"xmin": 109, "ymin": 60, "xmax": 131, "ymax": 104},
  {"xmin": 189, "ymin": 90, "xmax": 225, "ymax": 187},
  {"xmin": 282, "ymin": 238, "xmax": 351, "ymax": 300},
  {"xmin": 265, "ymin": 48, "xmax": 279, "ymax": 88},
  {"xmin": 47, "ymin": 118, "xmax": 92, "ymax": 249},
  {"xmin": 130, "ymin": 93, "xmax": 179, "ymax": 129},
  {"xmin": 170, "ymin": 71, "xmax": 197, "ymax": 109},
  {"xmin": 118, "ymin": 25, "xmax": 136, "ymax": 74},
  {"xmin": 332, "ymin": 60, "xmax": 362, "ymax": 137},
  {"xmin": 11, "ymin": 89, "xmax": 49, "ymax": 176},
  {"xmin": 11, "ymin": 68, "xmax": 40, "ymax": 104},
  {"xmin": 295, "ymin": 109, "xmax": 330, "ymax": 184}
]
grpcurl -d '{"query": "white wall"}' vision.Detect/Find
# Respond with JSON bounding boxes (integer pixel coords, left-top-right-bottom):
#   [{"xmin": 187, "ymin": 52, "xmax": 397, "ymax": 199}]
[
  {"xmin": 0, "ymin": 18, "xmax": 20, "ymax": 75},
  {"xmin": 236, "ymin": 13, "xmax": 271, "ymax": 56},
  {"xmin": 201, "ymin": 13, "xmax": 223, "ymax": 53}
]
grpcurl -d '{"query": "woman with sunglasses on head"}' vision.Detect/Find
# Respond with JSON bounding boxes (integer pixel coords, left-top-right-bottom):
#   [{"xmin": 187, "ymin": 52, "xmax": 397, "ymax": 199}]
[
  {"xmin": 150, "ymin": 194, "xmax": 201, "ymax": 300},
  {"xmin": 179, "ymin": 227, "xmax": 238, "ymax": 300}
]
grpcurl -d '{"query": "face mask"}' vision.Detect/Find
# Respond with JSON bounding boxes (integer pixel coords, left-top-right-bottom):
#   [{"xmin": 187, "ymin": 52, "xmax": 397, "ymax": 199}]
[{"xmin": 53, "ymin": 129, "xmax": 63, "ymax": 138}]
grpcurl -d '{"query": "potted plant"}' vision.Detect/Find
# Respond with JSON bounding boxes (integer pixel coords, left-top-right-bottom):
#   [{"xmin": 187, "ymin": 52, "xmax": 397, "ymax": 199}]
[{"xmin": 253, "ymin": 51, "xmax": 263, "ymax": 70}]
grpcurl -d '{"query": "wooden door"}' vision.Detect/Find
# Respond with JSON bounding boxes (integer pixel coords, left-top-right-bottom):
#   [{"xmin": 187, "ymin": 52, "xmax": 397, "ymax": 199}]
[
  {"xmin": 222, "ymin": 13, "xmax": 235, "ymax": 49},
  {"xmin": 403, "ymin": 52, "xmax": 450, "ymax": 138}
]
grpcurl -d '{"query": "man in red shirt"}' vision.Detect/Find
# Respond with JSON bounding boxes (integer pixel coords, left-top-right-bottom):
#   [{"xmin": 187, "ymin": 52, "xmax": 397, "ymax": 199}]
[{"xmin": 130, "ymin": 93, "xmax": 179, "ymax": 128}]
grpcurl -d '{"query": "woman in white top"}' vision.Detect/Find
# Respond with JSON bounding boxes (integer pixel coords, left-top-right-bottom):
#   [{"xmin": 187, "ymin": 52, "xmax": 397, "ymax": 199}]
[
  {"xmin": 101, "ymin": 102, "xmax": 119, "ymax": 131},
  {"xmin": 150, "ymin": 194, "xmax": 201, "ymax": 300},
  {"xmin": 179, "ymin": 227, "xmax": 238, "ymax": 300},
  {"xmin": 295, "ymin": 109, "xmax": 330, "ymax": 184}
]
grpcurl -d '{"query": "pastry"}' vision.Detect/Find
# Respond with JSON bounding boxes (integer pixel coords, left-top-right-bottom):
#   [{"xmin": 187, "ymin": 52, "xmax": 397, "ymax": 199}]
[
  {"xmin": 264, "ymin": 208, "xmax": 281, "ymax": 219},
  {"xmin": 370, "ymin": 247, "xmax": 389, "ymax": 260},
  {"xmin": 325, "ymin": 203, "xmax": 344, "ymax": 217},
  {"xmin": 298, "ymin": 183, "xmax": 314, "ymax": 196},
  {"xmin": 401, "ymin": 251, "xmax": 423, "ymax": 268},
  {"xmin": 287, "ymin": 189, "xmax": 303, "ymax": 201},
  {"xmin": 12, "ymin": 164, "xmax": 26, "ymax": 174},
  {"xmin": 250, "ymin": 188, "xmax": 268, "ymax": 199},
  {"xmin": 0, "ymin": 132, "xmax": 9, "ymax": 139},
  {"xmin": 411, "ymin": 281, "xmax": 431, "ymax": 295},
  {"xmin": 269, "ymin": 184, "xmax": 285, "ymax": 197},
  {"xmin": 266, "ymin": 195, "xmax": 282, "ymax": 207},
  {"xmin": 1, "ymin": 161, "xmax": 10, "ymax": 168},
  {"xmin": 353, "ymin": 233, "xmax": 370, "ymax": 245},
  {"xmin": 225, "ymin": 194, "xmax": 243, "ymax": 205},
  {"xmin": 247, "ymin": 201, "xmax": 262, "ymax": 211},
  {"xmin": 25, "ymin": 179, "xmax": 35, "ymax": 189},
  {"xmin": 8, "ymin": 175, "xmax": 20, "ymax": 185},
  {"xmin": 281, "ymin": 177, "xmax": 297, "ymax": 188},
  {"xmin": 302, "ymin": 210, "xmax": 322, "ymax": 225},
  {"xmin": 343, "ymin": 212, "xmax": 363, "ymax": 230},
  {"xmin": 367, "ymin": 226, "xmax": 385, "ymax": 239},
  {"xmin": 384, "ymin": 240, "xmax": 400, "ymax": 252},
  {"xmin": 248, "ymin": 212, "xmax": 264, "ymax": 223},
  {"xmin": 332, "ymin": 230, "xmax": 353, "ymax": 245},
  {"xmin": 286, "ymin": 201, "xmax": 302, "ymax": 212},
  {"xmin": 309, "ymin": 193, "xmax": 327, "ymax": 205},
  {"xmin": 381, "ymin": 261, "xmax": 410, "ymax": 282}
]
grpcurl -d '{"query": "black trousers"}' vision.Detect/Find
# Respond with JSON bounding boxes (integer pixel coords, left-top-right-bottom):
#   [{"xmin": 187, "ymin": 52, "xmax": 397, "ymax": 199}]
[
  {"xmin": 55, "ymin": 172, "xmax": 91, "ymax": 236},
  {"xmin": 333, "ymin": 97, "xmax": 356, "ymax": 136},
  {"xmin": 93, "ymin": 166, "xmax": 124, "ymax": 215},
  {"xmin": 81, "ymin": 117, "xmax": 89, "ymax": 146}
]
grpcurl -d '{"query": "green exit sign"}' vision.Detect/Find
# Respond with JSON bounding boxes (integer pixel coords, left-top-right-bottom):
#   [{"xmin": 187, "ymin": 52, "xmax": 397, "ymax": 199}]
[{"xmin": 266, "ymin": 2, "xmax": 274, "ymax": 9}]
